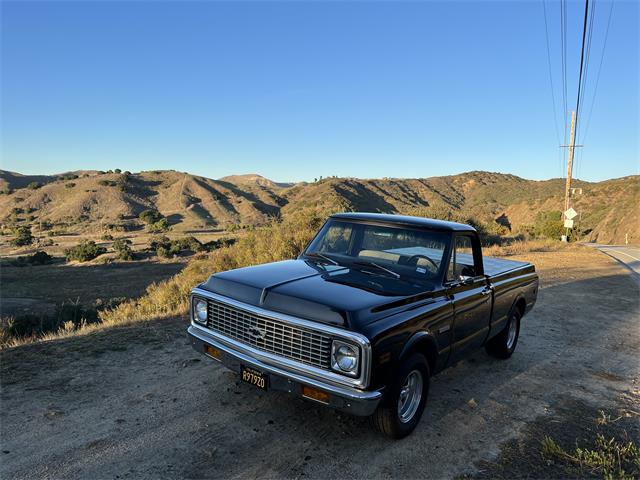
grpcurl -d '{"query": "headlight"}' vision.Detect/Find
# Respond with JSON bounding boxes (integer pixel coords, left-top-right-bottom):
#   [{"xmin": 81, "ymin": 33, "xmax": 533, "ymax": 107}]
[
  {"xmin": 193, "ymin": 298, "xmax": 208, "ymax": 324},
  {"xmin": 331, "ymin": 340, "xmax": 360, "ymax": 377}
]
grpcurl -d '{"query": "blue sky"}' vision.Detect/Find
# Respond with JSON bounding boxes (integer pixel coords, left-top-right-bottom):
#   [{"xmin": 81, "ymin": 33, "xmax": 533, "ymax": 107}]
[{"xmin": 1, "ymin": 0, "xmax": 637, "ymax": 182}]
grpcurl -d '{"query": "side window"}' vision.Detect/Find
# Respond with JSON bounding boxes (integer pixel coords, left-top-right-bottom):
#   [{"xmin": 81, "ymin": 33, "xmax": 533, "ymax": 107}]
[
  {"xmin": 316, "ymin": 223, "xmax": 354, "ymax": 254},
  {"xmin": 448, "ymin": 235, "xmax": 478, "ymax": 280}
]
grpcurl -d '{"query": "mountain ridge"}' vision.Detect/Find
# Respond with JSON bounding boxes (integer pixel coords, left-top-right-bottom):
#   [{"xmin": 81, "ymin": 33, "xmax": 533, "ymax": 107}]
[{"xmin": 1, "ymin": 169, "xmax": 637, "ymax": 244}]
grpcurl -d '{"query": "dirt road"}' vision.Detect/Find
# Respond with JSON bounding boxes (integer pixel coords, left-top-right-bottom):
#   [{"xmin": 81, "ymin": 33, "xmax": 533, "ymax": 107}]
[{"xmin": 1, "ymin": 247, "xmax": 638, "ymax": 479}]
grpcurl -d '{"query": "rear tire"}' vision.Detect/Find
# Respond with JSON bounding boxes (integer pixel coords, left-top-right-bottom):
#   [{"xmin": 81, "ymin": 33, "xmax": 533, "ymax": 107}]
[
  {"xmin": 485, "ymin": 307, "xmax": 521, "ymax": 359},
  {"xmin": 370, "ymin": 353, "xmax": 430, "ymax": 439}
]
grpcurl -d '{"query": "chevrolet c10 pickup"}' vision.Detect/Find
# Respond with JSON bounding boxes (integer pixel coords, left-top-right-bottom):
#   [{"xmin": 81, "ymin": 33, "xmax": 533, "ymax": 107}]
[{"xmin": 188, "ymin": 213, "xmax": 539, "ymax": 438}]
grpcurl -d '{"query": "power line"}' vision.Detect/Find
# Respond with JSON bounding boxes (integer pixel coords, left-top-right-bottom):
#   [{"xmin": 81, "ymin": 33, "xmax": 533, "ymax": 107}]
[
  {"xmin": 581, "ymin": 0, "xmax": 615, "ymax": 145},
  {"xmin": 575, "ymin": 0, "xmax": 596, "ymax": 178},
  {"xmin": 560, "ymin": 0, "xmax": 568, "ymax": 144},
  {"xmin": 542, "ymin": 0, "xmax": 563, "ymax": 146},
  {"xmin": 573, "ymin": 0, "xmax": 591, "ymax": 149}
]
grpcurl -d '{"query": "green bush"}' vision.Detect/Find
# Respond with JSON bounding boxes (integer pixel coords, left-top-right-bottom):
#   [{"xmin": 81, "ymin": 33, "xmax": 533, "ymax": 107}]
[
  {"xmin": 65, "ymin": 182, "xmax": 76, "ymax": 189},
  {"xmin": 27, "ymin": 182, "xmax": 42, "ymax": 190},
  {"xmin": 139, "ymin": 209, "xmax": 163, "ymax": 224},
  {"xmin": 113, "ymin": 238, "xmax": 135, "ymax": 260},
  {"xmin": 59, "ymin": 173, "xmax": 78, "ymax": 181},
  {"xmin": 65, "ymin": 240, "xmax": 107, "ymax": 262},
  {"xmin": 149, "ymin": 235, "xmax": 207, "ymax": 258},
  {"xmin": 10, "ymin": 226, "xmax": 33, "ymax": 246},
  {"xmin": 97, "ymin": 179, "xmax": 117, "ymax": 187},
  {"xmin": 148, "ymin": 218, "xmax": 169, "ymax": 233},
  {"xmin": 534, "ymin": 211, "xmax": 567, "ymax": 240},
  {"xmin": 12, "ymin": 250, "xmax": 53, "ymax": 266}
]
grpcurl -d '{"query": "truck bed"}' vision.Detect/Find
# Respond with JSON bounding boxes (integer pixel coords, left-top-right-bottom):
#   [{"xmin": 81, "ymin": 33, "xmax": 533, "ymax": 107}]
[
  {"xmin": 482, "ymin": 256, "xmax": 532, "ymax": 278},
  {"xmin": 387, "ymin": 247, "xmax": 532, "ymax": 279}
]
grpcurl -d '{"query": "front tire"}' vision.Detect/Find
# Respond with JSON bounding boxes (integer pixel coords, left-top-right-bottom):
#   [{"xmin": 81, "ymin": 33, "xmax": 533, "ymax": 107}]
[
  {"xmin": 370, "ymin": 353, "xmax": 430, "ymax": 439},
  {"xmin": 485, "ymin": 307, "xmax": 521, "ymax": 359}
]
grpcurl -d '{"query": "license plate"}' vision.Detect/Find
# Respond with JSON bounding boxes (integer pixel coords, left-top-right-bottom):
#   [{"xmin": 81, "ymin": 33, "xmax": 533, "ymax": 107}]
[{"xmin": 241, "ymin": 365, "xmax": 269, "ymax": 391}]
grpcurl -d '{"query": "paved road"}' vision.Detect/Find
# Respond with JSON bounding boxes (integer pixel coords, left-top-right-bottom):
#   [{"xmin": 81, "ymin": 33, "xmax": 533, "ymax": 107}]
[{"xmin": 586, "ymin": 243, "xmax": 640, "ymax": 276}]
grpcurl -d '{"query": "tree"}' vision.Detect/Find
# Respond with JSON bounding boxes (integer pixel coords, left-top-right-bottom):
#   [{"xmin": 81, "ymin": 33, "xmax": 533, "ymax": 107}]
[
  {"xmin": 10, "ymin": 226, "xmax": 33, "ymax": 246},
  {"xmin": 148, "ymin": 218, "xmax": 169, "ymax": 233},
  {"xmin": 113, "ymin": 238, "xmax": 134, "ymax": 260},
  {"xmin": 65, "ymin": 241, "xmax": 106, "ymax": 262},
  {"xmin": 139, "ymin": 209, "xmax": 163, "ymax": 224},
  {"xmin": 535, "ymin": 211, "xmax": 565, "ymax": 240}
]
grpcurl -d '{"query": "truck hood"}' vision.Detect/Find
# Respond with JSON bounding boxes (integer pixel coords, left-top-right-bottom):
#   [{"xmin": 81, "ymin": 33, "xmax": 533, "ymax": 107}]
[{"xmin": 199, "ymin": 259, "xmax": 434, "ymax": 328}]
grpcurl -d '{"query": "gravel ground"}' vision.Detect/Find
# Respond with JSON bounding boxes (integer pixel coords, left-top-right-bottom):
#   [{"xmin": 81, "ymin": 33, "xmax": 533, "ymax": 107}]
[{"xmin": 1, "ymin": 247, "xmax": 638, "ymax": 479}]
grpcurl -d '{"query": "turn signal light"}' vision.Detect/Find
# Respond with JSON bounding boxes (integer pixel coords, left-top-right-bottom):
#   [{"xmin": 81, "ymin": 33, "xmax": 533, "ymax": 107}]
[
  {"xmin": 204, "ymin": 345, "xmax": 221, "ymax": 360},
  {"xmin": 302, "ymin": 386, "xmax": 330, "ymax": 404}
]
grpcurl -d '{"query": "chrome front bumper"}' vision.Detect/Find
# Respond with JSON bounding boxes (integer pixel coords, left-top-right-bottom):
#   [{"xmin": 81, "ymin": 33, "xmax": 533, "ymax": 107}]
[{"xmin": 187, "ymin": 324, "xmax": 383, "ymax": 416}]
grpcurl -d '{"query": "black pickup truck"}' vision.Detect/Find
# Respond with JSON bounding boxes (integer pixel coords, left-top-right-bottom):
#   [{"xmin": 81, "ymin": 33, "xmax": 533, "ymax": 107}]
[{"xmin": 188, "ymin": 213, "xmax": 538, "ymax": 438}]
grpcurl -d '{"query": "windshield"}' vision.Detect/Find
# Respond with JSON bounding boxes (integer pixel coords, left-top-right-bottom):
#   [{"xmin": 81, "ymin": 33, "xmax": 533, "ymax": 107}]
[{"xmin": 304, "ymin": 219, "xmax": 449, "ymax": 281}]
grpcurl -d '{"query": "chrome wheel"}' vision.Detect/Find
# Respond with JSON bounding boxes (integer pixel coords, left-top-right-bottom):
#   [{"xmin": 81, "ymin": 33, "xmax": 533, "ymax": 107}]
[
  {"xmin": 506, "ymin": 317, "xmax": 518, "ymax": 350},
  {"xmin": 397, "ymin": 370, "xmax": 423, "ymax": 423}
]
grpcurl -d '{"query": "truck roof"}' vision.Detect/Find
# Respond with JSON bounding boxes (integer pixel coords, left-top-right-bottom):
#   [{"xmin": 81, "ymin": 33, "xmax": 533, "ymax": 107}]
[{"xmin": 330, "ymin": 212, "xmax": 477, "ymax": 232}]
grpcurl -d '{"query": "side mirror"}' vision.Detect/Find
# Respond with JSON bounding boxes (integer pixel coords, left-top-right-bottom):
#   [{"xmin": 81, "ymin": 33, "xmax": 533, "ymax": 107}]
[{"xmin": 458, "ymin": 275, "xmax": 474, "ymax": 285}]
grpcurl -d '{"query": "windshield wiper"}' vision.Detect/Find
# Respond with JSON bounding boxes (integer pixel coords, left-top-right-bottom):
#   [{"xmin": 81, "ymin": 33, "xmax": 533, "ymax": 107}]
[
  {"xmin": 353, "ymin": 260, "xmax": 401, "ymax": 279},
  {"xmin": 304, "ymin": 252, "xmax": 339, "ymax": 266}
]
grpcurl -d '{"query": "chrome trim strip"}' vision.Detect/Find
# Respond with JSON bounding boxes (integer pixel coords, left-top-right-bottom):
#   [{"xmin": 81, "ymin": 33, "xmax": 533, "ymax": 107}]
[
  {"xmin": 190, "ymin": 287, "xmax": 373, "ymax": 389},
  {"xmin": 188, "ymin": 325, "xmax": 382, "ymax": 406}
]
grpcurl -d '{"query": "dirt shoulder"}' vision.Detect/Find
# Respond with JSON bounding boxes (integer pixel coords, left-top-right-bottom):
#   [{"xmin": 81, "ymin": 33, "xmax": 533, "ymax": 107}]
[{"xmin": 1, "ymin": 247, "xmax": 638, "ymax": 479}]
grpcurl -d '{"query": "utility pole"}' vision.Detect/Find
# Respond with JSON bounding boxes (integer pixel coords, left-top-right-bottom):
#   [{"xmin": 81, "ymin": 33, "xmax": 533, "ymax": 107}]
[
  {"xmin": 564, "ymin": 110, "xmax": 576, "ymax": 213},
  {"xmin": 559, "ymin": 111, "xmax": 583, "ymax": 241}
]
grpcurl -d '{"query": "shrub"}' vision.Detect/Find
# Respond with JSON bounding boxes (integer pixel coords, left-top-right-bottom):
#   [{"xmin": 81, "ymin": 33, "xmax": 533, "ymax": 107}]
[
  {"xmin": 101, "ymin": 233, "xmax": 114, "ymax": 240},
  {"xmin": 12, "ymin": 250, "xmax": 53, "ymax": 266},
  {"xmin": 97, "ymin": 180, "xmax": 117, "ymax": 187},
  {"xmin": 105, "ymin": 223, "xmax": 125, "ymax": 232},
  {"xmin": 0, "ymin": 188, "xmax": 12, "ymax": 195},
  {"xmin": 65, "ymin": 182, "xmax": 76, "ymax": 189},
  {"xmin": 139, "ymin": 209, "xmax": 163, "ymax": 224},
  {"xmin": 114, "ymin": 168, "xmax": 122, "ymax": 174},
  {"xmin": 27, "ymin": 182, "xmax": 41, "ymax": 190},
  {"xmin": 113, "ymin": 238, "xmax": 134, "ymax": 260},
  {"xmin": 148, "ymin": 218, "xmax": 169, "ymax": 233},
  {"xmin": 149, "ymin": 235, "xmax": 207, "ymax": 258},
  {"xmin": 59, "ymin": 173, "xmax": 78, "ymax": 181},
  {"xmin": 534, "ymin": 211, "xmax": 568, "ymax": 240},
  {"xmin": 10, "ymin": 226, "xmax": 33, "ymax": 246},
  {"xmin": 65, "ymin": 240, "xmax": 107, "ymax": 262}
]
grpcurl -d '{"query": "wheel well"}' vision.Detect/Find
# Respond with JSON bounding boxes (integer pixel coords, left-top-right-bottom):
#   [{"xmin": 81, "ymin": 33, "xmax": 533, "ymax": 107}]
[
  {"xmin": 514, "ymin": 297, "xmax": 526, "ymax": 316},
  {"xmin": 405, "ymin": 337, "xmax": 438, "ymax": 374}
]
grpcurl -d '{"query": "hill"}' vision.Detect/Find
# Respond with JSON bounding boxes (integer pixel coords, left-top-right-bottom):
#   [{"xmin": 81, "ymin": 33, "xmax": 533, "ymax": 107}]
[{"xmin": 0, "ymin": 169, "xmax": 637, "ymax": 244}]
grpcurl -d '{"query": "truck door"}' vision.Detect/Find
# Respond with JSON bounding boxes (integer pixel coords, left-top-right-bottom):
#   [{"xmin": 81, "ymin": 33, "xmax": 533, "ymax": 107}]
[{"xmin": 447, "ymin": 233, "xmax": 493, "ymax": 363}]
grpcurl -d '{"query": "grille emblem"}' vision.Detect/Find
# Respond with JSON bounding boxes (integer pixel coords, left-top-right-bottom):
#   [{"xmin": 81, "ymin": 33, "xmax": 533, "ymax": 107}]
[{"xmin": 249, "ymin": 326, "xmax": 266, "ymax": 340}]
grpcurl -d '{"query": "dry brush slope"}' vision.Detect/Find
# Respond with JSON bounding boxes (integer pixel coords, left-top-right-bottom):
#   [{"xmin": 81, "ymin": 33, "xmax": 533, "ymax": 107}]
[{"xmin": 1, "ymin": 169, "xmax": 637, "ymax": 242}]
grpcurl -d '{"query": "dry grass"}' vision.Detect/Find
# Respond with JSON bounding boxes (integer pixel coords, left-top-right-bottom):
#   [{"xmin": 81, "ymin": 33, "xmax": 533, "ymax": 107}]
[
  {"xmin": 483, "ymin": 238, "xmax": 578, "ymax": 257},
  {"xmin": 0, "ymin": 211, "xmax": 581, "ymax": 349}
]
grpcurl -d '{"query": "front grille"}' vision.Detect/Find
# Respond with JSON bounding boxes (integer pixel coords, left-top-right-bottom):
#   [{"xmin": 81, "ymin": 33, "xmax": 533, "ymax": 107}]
[{"xmin": 206, "ymin": 300, "xmax": 332, "ymax": 369}]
